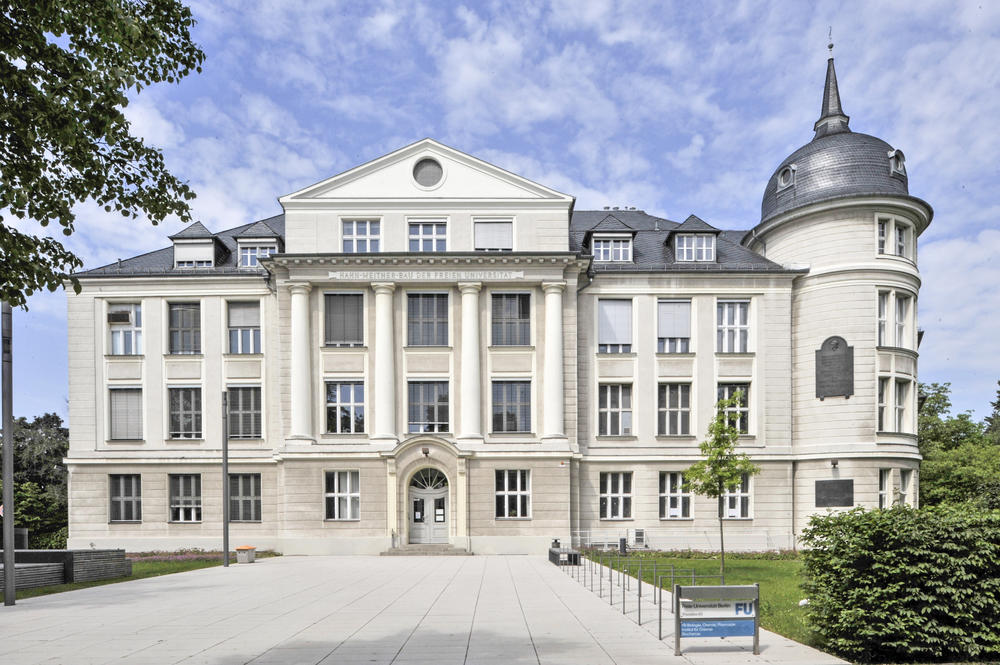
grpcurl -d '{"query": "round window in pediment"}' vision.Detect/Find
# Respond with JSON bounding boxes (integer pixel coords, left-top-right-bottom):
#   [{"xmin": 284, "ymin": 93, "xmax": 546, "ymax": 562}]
[{"xmin": 413, "ymin": 158, "xmax": 444, "ymax": 187}]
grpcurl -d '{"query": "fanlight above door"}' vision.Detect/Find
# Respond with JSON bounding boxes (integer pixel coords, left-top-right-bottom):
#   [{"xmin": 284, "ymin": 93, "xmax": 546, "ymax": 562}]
[{"xmin": 410, "ymin": 468, "xmax": 448, "ymax": 489}]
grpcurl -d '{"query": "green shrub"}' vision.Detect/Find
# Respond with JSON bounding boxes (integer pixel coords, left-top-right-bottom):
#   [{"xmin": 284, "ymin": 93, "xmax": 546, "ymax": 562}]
[{"xmin": 800, "ymin": 504, "xmax": 1000, "ymax": 662}]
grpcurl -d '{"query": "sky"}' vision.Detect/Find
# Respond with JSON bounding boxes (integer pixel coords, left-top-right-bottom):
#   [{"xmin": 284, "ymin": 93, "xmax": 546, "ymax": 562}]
[{"xmin": 7, "ymin": 0, "xmax": 1000, "ymax": 422}]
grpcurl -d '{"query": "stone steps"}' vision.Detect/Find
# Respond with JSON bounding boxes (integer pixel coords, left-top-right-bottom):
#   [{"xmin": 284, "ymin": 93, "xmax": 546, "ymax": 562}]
[{"xmin": 380, "ymin": 544, "xmax": 473, "ymax": 556}]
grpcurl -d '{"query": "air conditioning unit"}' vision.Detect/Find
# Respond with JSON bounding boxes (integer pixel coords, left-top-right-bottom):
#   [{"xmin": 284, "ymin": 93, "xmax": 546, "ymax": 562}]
[
  {"xmin": 107, "ymin": 311, "xmax": 131, "ymax": 324},
  {"xmin": 631, "ymin": 528, "xmax": 646, "ymax": 548}
]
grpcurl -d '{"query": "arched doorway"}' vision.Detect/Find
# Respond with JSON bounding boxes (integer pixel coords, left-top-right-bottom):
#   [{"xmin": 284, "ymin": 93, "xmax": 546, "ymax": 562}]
[{"xmin": 408, "ymin": 468, "xmax": 448, "ymax": 544}]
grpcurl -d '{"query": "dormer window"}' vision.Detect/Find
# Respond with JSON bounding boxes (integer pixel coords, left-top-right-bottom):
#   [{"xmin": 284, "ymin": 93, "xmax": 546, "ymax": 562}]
[
  {"xmin": 776, "ymin": 164, "xmax": 796, "ymax": 191},
  {"xmin": 592, "ymin": 235, "xmax": 632, "ymax": 262},
  {"xmin": 675, "ymin": 234, "xmax": 715, "ymax": 262},
  {"xmin": 888, "ymin": 149, "xmax": 906, "ymax": 176},
  {"xmin": 239, "ymin": 245, "xmax": 276, "ymax": 268},
  {"xmin": 176, "ymin": 260, "xmax": 213, "ymax": 268}
]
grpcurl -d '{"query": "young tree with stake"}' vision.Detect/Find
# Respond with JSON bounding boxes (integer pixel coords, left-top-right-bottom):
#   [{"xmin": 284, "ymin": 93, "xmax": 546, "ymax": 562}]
[{"xmin": 684, "ymin": 390, "xmax": 760, "ymax": 581}]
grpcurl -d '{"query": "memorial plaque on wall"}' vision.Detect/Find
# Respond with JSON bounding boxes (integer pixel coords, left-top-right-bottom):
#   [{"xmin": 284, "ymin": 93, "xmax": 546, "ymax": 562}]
[
  {"xmin": 815, "ymin": 479, "xmax": 854, "ymax": 507},
  {"xmin": 816, "ymin": 336, "xmax": 854, "ymax": 399}
]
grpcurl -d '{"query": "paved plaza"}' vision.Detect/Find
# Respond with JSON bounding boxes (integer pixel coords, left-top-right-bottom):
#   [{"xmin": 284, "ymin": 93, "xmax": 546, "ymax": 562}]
[{"xmin": 0, "ymin": 555, "xmax": 845, "ymax": 665}]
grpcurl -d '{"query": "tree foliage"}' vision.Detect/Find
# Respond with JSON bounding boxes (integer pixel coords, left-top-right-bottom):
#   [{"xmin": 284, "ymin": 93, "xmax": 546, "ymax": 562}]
[
  {"xmin": 685, "ymin": 390, "xmax": 760, "ymax": 578},
  {"xmin": 917, "ymin": 382, "xmax": 1000, "ymax": 507},
  {"xmin": 0, "ymin": 1, "xmax": 204, "ymax": 307},
  {"xmin": 0, "ymin": 413, "xmax": 69, "ymax": 548}
]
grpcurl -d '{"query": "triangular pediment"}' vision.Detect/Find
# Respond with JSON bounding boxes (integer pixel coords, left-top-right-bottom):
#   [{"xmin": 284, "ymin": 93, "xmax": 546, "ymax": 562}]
[{"xmin": 279, "ymin": 138, "xmax": 574, "ymax": 204}]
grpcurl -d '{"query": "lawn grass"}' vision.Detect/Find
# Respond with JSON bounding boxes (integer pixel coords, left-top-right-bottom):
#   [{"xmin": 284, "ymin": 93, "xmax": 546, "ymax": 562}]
[
  {"xmin": 585, "ymin": 551, "xmax": 820, "ymax": 649},
  {"xmin": 0, "ymin": 551, "xmax": 277, "ymax": 602}
]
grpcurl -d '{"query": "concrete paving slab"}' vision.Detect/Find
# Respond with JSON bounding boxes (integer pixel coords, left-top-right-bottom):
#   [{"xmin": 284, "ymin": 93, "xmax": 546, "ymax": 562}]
[{"xmin": 0, "ymin": 555, "xmax": 845, "ymax": 664}]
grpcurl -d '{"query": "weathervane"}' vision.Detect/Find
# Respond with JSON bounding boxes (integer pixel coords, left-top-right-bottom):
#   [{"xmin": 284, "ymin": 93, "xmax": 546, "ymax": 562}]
[{"xmin": 828, "ymin": 27, "xmax": 834, "ymax": 55}]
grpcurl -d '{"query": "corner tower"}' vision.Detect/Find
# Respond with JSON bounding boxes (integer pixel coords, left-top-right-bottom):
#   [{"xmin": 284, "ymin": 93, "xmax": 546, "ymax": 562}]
[{"xmin": 745, "ymin": 54, "xmax": 933, "ymax": 536}]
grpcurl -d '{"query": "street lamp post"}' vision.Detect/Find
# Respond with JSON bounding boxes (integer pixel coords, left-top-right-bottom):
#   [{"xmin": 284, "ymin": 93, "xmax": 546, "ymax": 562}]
[{"xmin": 3, "ymin": 302, "xmax": 15, "ymax": 605}]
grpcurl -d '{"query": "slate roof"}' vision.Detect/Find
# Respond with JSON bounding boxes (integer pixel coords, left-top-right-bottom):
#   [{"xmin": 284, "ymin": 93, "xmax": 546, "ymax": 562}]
[
  {"xmin": 235, "ymin": 220, "xmax": 282, "ymax": 239},
  {"xmin": 76, "ymin": 214, "xmax": 285, "ymax": 277},
  {"xmin": 669, "ymin": 214, "xmax": 719, "ymax": 234},
  {"xmin": 81, "ymin": 209, "xmax": 789, "ymax": 278},
  {"xmin": 167, "ymin": 221, "xmax": 215, "ymax": 240},
  {"xmin": 586, "ymin": 214, "xmax": 635, "ymax": 234},
  {"xmin": 570, "ymin": 209, "xmax": 790, "ymax": 273},
  {"xmin": 760, "ymin": 131, "xmax": 909, "ymax": 224}
]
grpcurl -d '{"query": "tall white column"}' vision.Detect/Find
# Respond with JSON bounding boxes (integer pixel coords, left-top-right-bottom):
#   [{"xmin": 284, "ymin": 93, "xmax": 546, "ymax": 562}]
[
  {"xmin": 289, "ymin": 282, "xmax": 314, "ymax": 440},
  {"xmin": 458, "ymin": 282, "xmax": 482, "ymax": 440},
  {"xmin": 542, "ymin": 281, "xmax": 566, "ymax": 439},
  {"xmin": 372, "ymin": 282, "xmax": 397, "ymax": 441}
]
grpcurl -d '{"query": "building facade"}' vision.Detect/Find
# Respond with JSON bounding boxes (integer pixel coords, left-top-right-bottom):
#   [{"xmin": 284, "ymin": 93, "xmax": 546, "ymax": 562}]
[{"xmin": 65, "ymin": 58, "xmax": 932, "ymax": 554}]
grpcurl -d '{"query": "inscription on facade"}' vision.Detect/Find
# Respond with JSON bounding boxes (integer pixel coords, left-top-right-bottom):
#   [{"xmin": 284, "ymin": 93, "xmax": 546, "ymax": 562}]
[
  {"xmin": 328, "ymin": 270, "xmax": 525, "ymax": 281},
  {"xmin": 815, "ymin": 479, "xmax": 854, "ymax": 507},
  {"xmin": 815, "ymin": 336, "xmax": 854, "ymax": 399}
]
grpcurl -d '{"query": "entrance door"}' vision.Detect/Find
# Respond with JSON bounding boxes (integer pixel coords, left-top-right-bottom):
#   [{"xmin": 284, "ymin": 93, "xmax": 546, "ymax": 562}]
[{"xmin": 409, "ymin": 468, "xmax": 448, "ymax": 544}]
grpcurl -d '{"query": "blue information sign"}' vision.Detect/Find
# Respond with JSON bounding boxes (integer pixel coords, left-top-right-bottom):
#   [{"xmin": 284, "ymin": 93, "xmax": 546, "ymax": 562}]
[{"xmin": 680, "ymin": 619, "xmax": 756, "ymax": 638}]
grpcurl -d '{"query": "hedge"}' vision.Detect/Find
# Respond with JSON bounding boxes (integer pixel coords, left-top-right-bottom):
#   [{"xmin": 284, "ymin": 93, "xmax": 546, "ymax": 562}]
[{"xmin": 800, "ymin": 505, "xmax": 1000, "ymax": 663}]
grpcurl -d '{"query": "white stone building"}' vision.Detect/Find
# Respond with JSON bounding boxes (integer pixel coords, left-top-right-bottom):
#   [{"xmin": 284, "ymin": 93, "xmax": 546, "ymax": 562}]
[{"xmin": 65, "ymin": 57, "xmax": 931, "ymax": 554}]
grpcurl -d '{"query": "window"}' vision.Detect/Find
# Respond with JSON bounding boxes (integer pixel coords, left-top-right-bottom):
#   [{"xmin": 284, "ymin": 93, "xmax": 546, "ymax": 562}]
[
  {"xmin": 109, "ymin": 474, "xmax": 141, "ymax": 522},
  {"xmin": 657, "ymin": 300, "xmax": 690, "ymax": 353},
  {"xmin": 324, "ymin": 470, "xmax": 360, "ymax": 520},
  {"xmin": 877, "ymin": 219, "xmax": 888, "ymax": 254},
  {"xmin": 169, "ymin": 387, "xmax": 202, "ymax": 439},
  {"xmin": 717, "ymin": 300, "xmax": 749, "ymax": 353},
  {"xmin": 899, "ymin": 469, "xmax": 913, "ymax": 506},
  {"xmin": 408, "ymin": 381, "xmax": 449, "ymax": 433},
  {"xmin": 895, "ymin": 225, "xmax": 908, "ymax": 258},
  {"xmin": 324, "ymin": 293, "xmax": 364, "ymax": 347},
  {"xmin": 228, "ymin": 302, "xmax": 261, "ymax": 354},
  {"xmin": 407, "ymin": 293, "xmax": 448, "ymax": 346},
  {"xmin": 408, "ymin": 220, "xmax": 446, "ymax": 252},
  {"xmin": 326, "ymin": 382, "xmax": 365, "ymax": 433},
  {"xmin": 895, "ymin": 295, "xmax": 910, "ymax": 347},
  {"xmin": 474, "ymin": 219, "xmax": 513, "ymax": 251},
  {"xmin": 599, "ymin": 472, "xmax": 632, "ymax": 519},
  {"xmin": 239, "ymin": 245, "xmax": 275, "ymax": 267},
  {"xmin": 658, "ymin": 384, "xmax": 690, "ymax": 435},
  {"xmin": 495, "ymin": 470, "xmax": 530, "ymax": 518},
  {"xmin": 717, "ymin": 383, "xmax": 749, "ymax": 434},
  {"xmin": 659, "ymin": 472, "xmax": 691, "ymax": 519},
  {"xmin": 491, "ymin": 294, "xmax": 530, "ymax": 346},
  {"xmin": 175, "ymin": 260, "xmax": 213, "ymax": 268},
  {"xmin": 722, "ymin": 474, "xmax": 751, "ymax": 519},
  {"xmin": 598, "ymin": 384, "xmax": 632, "ymax": 436},
  {"xmin": 168, "ymin": 303, "xmax": 201, "ymax": 354},
  {"xmin": 895, "ymin": 380, "xmax": 908, "ymax": 432},
  {"xmin": 109, "ymin": 303, "xmax": 142, "ymax": 355},
  {"xmin": 878, "ymin": 469, "xmax": 890, "ymax": 508},
  {"xmin": 492, "ymin": 381, "xmax": 530, "ymax": 433},
  {"xmin": 169, "ymin": 474, "xmax": 202, "ymax": 522},
  {"xmin": 109, "ymin": 388, "xmax": 142, "ymax": 440},
  {"xmin": 676, "ymin": 234, "xmax": 715, "ymax": 262},
  {"xmin": 877, "ymin": 292, "xmax": 889, "ymax": 346},
  {"xmin": 228, "ymin": 387, "xmax": 261, "ymax": 439},
  {"xmin": 229, "ymin": 473, "xmax": 262, "ymax": 522},
  {"xmin": 593, "ymin": 236, "xmax": 632, "ymax": 262},
  {"xmin": 597, "ymin": 299, "xmax": 632, "ymax": 353},
  {"xmin": 878, "ymin": 378, "xmax": 889, "ymax": 431},
  {"xmin": 342, "ymin": 220, "xmax": 380, "ymax": 253}
]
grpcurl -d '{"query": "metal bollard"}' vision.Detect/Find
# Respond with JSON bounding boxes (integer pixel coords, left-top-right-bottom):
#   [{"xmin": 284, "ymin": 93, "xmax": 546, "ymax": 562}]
[
  {"xmin": 657, "ymin": 574, "xmax": 663, "ymax": 640},
  {"xmin": 599, "ymin": 556, "xmax": 602, "ymax": 597},
  {"xmin": 638, "ymin": 559, "xmax": 642, "ymax": 625}
]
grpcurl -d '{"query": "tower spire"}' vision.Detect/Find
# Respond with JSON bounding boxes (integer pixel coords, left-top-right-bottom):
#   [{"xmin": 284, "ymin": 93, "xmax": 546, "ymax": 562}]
[{"xmin": 813, "ymin": 37, "xmax": 851, "ymax": 139}]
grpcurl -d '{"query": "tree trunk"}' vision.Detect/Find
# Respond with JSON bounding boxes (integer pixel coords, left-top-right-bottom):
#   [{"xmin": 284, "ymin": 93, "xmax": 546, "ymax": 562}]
[{"xmin": 718, "ymin": 482, "xmax": 726, "ymax": 584}]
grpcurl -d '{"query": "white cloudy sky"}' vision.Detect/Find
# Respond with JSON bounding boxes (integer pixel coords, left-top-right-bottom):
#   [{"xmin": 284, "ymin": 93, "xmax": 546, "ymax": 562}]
[{"xmin": 9, "ymin": 0, "xmax": 1000, "ymax": 420}]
